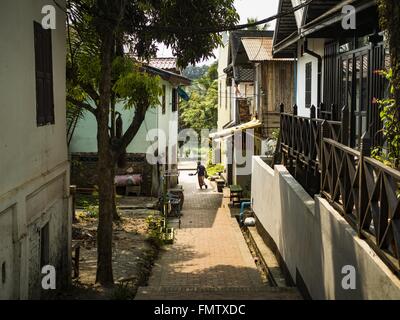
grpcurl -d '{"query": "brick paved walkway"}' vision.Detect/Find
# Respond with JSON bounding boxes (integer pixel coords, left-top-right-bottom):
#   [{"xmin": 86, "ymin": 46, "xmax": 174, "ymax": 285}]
[{"xmin": 136, "ymin": 171, "xmax": 301, "ymax": 300}]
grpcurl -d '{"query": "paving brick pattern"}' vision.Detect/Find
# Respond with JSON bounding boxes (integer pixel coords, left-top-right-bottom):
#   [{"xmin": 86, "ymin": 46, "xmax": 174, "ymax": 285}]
[{"xmin": 136, "ymin": 171, "xmax": 301, "ymax": 300}]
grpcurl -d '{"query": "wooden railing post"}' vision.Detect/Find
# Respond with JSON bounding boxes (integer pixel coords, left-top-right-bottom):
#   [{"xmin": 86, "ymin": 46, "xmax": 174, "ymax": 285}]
[
  {"xmin": 331, "ymin": 104, "xmax": 337, "ymax": 121},
  {"xmin": 292, "ymin": 104, "xmax": 298, "ymax": 116},
  {"xmin": 309, "ymin": 105, "xmax": 316, "ymax": 160},
  {"xmin": 310, "ymin": 105, "xmax": 316, "ymax": 119},
  {"xmin": 320, "ymin": 120, "xmax": 330, "ymax": 194},
  {"xmin": 274, "ymin": 103, "xmax": 285, "ymax": 165},
  {"xmin": 292, "ymin": 105, "xmax": 297, "ymax": 152},
  {"xmin": 318, "ymin": 102, "xmax": 324, "ymax": 119},
  {"xmin": 341, "ymin": 105, "xmax": 349, "ymax": 145},
  {"xmin": 358, "ymin": 131, "xmax": 371, "ymax": 237},
  {"xmin": 279, "ymin": 103, "xmax": 285, "ymax": 113},
  {"xmin": 305, "ymin": 105, "xmax": 317, "ymax": 193},
  {"xmin": 70, "ymin": 185, "xmax": 77, "ymax": 223}
]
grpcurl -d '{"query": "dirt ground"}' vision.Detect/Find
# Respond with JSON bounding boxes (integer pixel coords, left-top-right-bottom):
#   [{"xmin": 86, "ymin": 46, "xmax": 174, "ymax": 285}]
[{"xmin": 51, "ymin": 196, "xmax": 162, "ymax": 300}]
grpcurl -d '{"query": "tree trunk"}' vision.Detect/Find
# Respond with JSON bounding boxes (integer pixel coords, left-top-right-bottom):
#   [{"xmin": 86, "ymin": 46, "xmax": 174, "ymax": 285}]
[{"xmin": 95, "ymin": 30, "xmax": 115, "ymax": 286}]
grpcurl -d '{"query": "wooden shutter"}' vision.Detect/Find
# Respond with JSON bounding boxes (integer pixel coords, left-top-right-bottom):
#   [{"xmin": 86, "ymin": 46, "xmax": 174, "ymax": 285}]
[
  {"xmin": 40, "ymin": 223, "xmax": 50, "ymax": 268},
  {"xmin": 34, "ymin": 21, "xmax": 54, "ymax": 126},
  {"xmin": 172, "ymin": 88, "xmax": 178, "ymax": 112},
  {"xmin": 162, "ymin": 85, "xmax": 166, "ymax": 114},
  {"xmin": 305, "ymin": 62, "xmax": 312, "ymax": 109}
]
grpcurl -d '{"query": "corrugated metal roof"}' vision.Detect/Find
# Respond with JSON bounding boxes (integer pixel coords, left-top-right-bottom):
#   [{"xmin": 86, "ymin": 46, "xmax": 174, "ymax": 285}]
[
  {"xmin": 149, "ymin": 57, "xmax": 177, "ymax": 71},
  {"xmin": 241, "ymin": 37, "xmax": 293, "ymax": 61},
  {"xmin": 241, "ymin": 37, "xmax": 273, "ymax": 61}
]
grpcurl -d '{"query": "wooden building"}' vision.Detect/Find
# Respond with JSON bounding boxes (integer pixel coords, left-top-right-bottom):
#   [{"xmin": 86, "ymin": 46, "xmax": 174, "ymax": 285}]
[
  {"xmin": 273, "ymin": 0, "xmax": 389, "ymax": 148},
  {"xmin": 271, "ymin": 0, "xmax": 400, "ymax": 276},
  {"xmin": 214, "ymin": 30, "xmax": 295, "ymax": 190}
]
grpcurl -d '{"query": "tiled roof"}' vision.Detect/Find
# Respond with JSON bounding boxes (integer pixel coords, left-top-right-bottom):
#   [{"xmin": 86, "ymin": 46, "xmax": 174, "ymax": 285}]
[
  {"xmin": 241, "ymin": 37, "xmax": 293, "ymax": 61},
  {"xmin": 149, "ymin": 57, "xmax": 177, "ymax": 71}
]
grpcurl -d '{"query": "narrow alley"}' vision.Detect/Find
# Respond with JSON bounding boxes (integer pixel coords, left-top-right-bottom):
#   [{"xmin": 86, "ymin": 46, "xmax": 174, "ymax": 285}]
[{"xmin": 136, "ymin": 162, "xmax": 301, "ymax": 300}]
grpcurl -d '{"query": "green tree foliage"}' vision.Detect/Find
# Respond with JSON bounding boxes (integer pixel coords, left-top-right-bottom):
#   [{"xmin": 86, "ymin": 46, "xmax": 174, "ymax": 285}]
[
  {"xmin": 67, "ymin": 0, "xmax": 238, "ymax": 285},
  {"xmin": 180, "ymin": 62, "xmax": 218, "ymax": 134},
  {"xmin": 377, "ymin": 1, "xmax": 400, "ymax": 122},
  {"xmin": 246, "ymin": 17, "xmax": 269, "ymax": 30},
  {"xmin": 182, "ymin": 65, "xmax": 210, "ymax": 80},
  {"xmin": 374, "ymin": 1, "xmax": 400, "ymax": 169},
  {"xmin": 372, "ymin": 70, "xmax": 400, "ymax": 169}
]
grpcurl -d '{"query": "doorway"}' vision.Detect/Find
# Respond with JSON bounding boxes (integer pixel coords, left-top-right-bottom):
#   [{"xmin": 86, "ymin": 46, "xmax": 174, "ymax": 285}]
[{"xmin": 340, "ymin": 48, "xmax": 369, "ymax": 148}]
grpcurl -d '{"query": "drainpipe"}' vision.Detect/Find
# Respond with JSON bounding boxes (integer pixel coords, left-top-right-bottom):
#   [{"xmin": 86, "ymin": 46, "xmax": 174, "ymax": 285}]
[
  {"xmin": 304, "ymin": 40, "xmax": 322, "ymax": 108},
  {"xmin": 293, "ymin": 51, "xmax": 298, "ymax": 106}
]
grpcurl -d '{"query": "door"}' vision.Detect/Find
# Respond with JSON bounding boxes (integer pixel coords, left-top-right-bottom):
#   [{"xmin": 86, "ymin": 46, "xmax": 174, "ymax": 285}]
[
  {"xmin": 354, "ymin": 52, "xmax": 369, "ymax": 147},
  {"xmin": 340, "ymin": 49, "xmax": 370, "ymax": 148}
]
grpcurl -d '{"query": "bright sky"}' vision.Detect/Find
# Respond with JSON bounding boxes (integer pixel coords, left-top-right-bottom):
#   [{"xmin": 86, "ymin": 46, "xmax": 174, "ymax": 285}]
[{"xmin": 157, "ymin": 0, "xmax": 280, "ymax": 65}]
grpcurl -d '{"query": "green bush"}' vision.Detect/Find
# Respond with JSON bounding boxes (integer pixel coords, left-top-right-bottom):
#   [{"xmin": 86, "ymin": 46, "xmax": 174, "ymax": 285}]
[
  {"xmin": 207, "ymin": 163, "xmax": 224, "ymax": 177},
  {"xmin": 206, "ymin": 148, "xmax": 224, "ymax": 177},
  {"xmin": 372, "ymin": 69, "xmax": 400, "ymax": 169},
  {"xmin": 146, "ymin": 215, "xmax": 165, "ymax": 247}
]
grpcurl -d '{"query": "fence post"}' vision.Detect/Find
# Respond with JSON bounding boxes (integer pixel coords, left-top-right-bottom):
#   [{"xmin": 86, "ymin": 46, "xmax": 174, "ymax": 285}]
[
  {"xmin": 70, "ymin": 185, "xmax": 77, "ymax": 223},
  {"xmin": 358, "ymin": 131, "xmax": 371, "ymax": 237},
  {"xmin": 280, "ymin": 103, "xmax": 285, "ymax": 113},
  {"xmin": 318, "ymin": 102, "xmax": 324, "ymax": 119},
  {"xmin": 306, "ymin": 105, "xmax": 317, "ymax": 193},
  {"xmin": 341, "ymin": 105, "xmax": 349, "ymax": 145},
  {"xmin": 320, "ymin": 120, "xmax": 330, "ymax": 194},
  {"xmin": 331, "ymin": 104, "xmax": 337, "ymax": 121},
  {"xmin": 292, "ymin": 104, "xmax": 298, "ymax": 116},
  {"xmin": 310, "ymin": 105, "xmax": 316, "ymax": 159},
  {"xmin": 291, "ymin": 105, "xmax": 297, "ymax": 159},
  {"xmin": 310, "ymin": 105, "xmax": 316, "ymax": 119},
  {"xmin": 274, "ymin": 103, "xmax": 285, "ymax": 165}
]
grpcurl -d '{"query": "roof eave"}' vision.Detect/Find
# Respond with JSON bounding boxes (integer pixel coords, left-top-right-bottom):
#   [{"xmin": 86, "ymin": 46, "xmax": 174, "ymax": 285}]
[{"xmin": 273, "ymin": 0, "xmax": 377, "ymax": 56}]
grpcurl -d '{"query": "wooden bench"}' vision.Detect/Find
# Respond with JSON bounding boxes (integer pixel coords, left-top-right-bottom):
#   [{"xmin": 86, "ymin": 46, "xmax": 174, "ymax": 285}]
[{"xmin": 229, "ymin": 185, "xmax": 243, "ymax": 206}]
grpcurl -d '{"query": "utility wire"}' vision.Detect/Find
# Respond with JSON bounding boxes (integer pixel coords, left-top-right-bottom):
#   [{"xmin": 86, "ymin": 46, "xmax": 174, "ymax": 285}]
[
  {"xmin": 142, "ymin": 0, "xmax": 314, "ymax": 35},
  {"xmin": 60, "ymin": 0, "xmax": 313, "ymax": 35}
]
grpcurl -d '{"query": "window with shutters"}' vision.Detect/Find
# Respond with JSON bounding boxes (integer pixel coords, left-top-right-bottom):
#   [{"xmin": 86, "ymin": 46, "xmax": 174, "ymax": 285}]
[
  {"xmin": 34, "ymin": 21, "xmax": 54, "ymax": 126},
  {"xmin": 305, "ymin": 62, "xmax": 312, "ymax": 109},
  {"xmin": 40, "ymin": 223, "xmax": 50, "ymax": 268},
  {"xmin": 172, "ymin": 88, "xmax": 178, "ymax": 112},
  {"xmin": 162, "ymin": 85, "xmax": 166, "ymax": 114}
]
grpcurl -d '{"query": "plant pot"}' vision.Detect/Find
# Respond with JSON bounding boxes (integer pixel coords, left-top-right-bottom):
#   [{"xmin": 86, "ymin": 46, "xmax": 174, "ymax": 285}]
[{"xmin": 160, "ymin": 227, "xmax": 175, "ymax": 244}]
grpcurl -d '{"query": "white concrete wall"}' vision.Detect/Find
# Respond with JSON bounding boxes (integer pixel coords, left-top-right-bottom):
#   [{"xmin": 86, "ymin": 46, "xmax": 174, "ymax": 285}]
[
  {"xmin": 0, "ymin": 0, "xmax": 70, "ymax": 299},
  {"xmin": 217, "ymin": 39, "xmax": 233, "ymax": 181},
  {"xmin": 251, "ymin": 156, "xmax": 400, "ymax": 300},
  {"xmin": 296, "ymin": 38, "xmax": 325, "ymax": 117},
  {"xmin": 217, "ymin": 41, "xmax": 232, "ymax": 131},
  {"xmin": 70, "ymin": 79, "xmax": 178, "ymax": 164}
]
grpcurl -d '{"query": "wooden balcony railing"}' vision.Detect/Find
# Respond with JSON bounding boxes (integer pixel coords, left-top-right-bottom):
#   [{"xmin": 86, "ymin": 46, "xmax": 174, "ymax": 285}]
[
  {"xmin": 321, "ymin": 136, "xmax": 400, "ymax": 276},
  {"xmin": 278, "ymin": 104, "xmax": 400, "ymax": 275},
  {"xmin": 279, "ymin": 104, "xmax": 342, "ymax": 195}
]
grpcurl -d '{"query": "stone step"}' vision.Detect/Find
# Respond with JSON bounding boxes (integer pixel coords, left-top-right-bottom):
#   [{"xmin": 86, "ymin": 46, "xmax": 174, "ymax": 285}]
[{"xmin": 135, "ymin": 286, "xmax": 302, "ymax": 300}]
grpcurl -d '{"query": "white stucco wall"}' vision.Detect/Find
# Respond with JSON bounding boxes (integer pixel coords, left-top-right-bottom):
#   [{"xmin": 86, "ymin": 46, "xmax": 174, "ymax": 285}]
[
  {"xmin": 217, "ymin": 40, "xmax": 232, "ymax": 131},
  {"xmin": 296, "ymin": 38, "xmax": 325, "ymax": 117},
  {"xmin": 217, "ymin": 39, "xmax": 233, "ymax": 181},
  {"xmin": 251, "ymin": 156, "xmax": 400, "ymax": 300},
  {"xmin": 0, "ymin": 0, "xmax": 71, "ymax": 299},
  {"xmin": 70, "ymin": 79, "xmax": 178, "ymax": 166}
]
